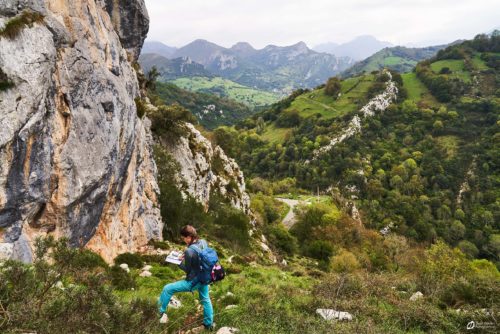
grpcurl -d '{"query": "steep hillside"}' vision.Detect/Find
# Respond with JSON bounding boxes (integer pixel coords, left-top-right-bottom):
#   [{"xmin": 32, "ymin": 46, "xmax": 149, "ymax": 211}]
[
  {"xmin": 151, "ymin": 81, "xmax": 256, "ymax": 129},
  {"xmin": 213, "ymin": 34, "xmax": 500, "ymax": 266},
  {"xmin": 342, "ymin": 45, "xmax": 449, "ymax": 77},
  {"xmin": 0, "ymin": 0, "xmax": 162, "ymax": 262}
]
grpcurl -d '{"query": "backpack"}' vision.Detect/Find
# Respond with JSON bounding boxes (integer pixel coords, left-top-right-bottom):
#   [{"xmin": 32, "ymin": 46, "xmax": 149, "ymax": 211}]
[{"xmin": 189, "ymin": 242, "xmax": 225, "ymax": 286}]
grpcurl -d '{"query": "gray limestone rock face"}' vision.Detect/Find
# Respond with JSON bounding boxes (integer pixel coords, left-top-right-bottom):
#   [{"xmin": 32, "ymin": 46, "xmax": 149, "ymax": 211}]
[
  {"xmin": 164, "ymin": 123, "xmax": 251, "ymax": 215},
  {"xmin": 104, "ymin": 0, "xmax": 149, "ymax": 61},
  {"xmin": 0, "ymin": 0, "xmax": 162, "ymax": 262}
]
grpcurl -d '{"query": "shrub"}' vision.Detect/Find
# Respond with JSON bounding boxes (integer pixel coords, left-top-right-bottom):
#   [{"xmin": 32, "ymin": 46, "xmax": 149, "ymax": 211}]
[
  {"xmin": 324, "ymin": 77, "xmax": 341, "ymax": 97},
  {"xmin": 109, "ymin": 265, "xmax": 136, "ymax": 290},
  {"xmin": 457, "ymin": 240, "xmax": 479, "ymax": 259},
  {"xmin": 72, "ymin": 249, "xmax": 108, "ymax": 269},
  {"xmin": 275, "ymin": 110, "xmax": 301, "ymax": 128},
  {"xmin": 0, "ymin": 11, "xmax": 44, "ymax": 39},
  {"xmin": 416, "ymin": 241, "xmax": 469, "ymax": 296},
  {"xmin": 114, "ymin": 252, "xmax": 143, "ymax": 268},
  {"xmin": 211, "ymin": 203, "xmax": 251, "ymax": 252},
  {"xmin": 264, "ymin": 225, "xmax": 298, "ymax": 256},
  {"xmin": 439, "ymin": 67, "xmax": 451, "ymax": 74},
  {"xmin": 305, "ymin": 240, "xmax": 334, "ymax": 263},
  {"xmin": 0, "ymin": 237, "xmax": 159, "ymax": 333},
  {"xmin": 331, "ymin": 249, "xmax": 360, "ymax": 273},
  {"xmin": 134, "ymin": 97, "xmax": 147, "ymax": 118},
  {"xmin": 149, "ymin": 103, "xmax": 196, "ymax": 140}
]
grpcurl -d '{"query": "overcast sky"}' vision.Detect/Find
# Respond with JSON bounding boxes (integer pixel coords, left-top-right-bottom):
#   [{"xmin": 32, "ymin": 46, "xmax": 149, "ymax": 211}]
[{"xmin": 144, "ymin": 0, "xmax": 499, "ymax": 49}]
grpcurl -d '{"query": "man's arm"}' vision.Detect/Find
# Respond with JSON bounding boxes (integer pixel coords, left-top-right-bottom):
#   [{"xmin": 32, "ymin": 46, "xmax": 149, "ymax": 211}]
[{"xmin": 178, "ymin": 249, "xmax": 193, "ymax": 274}]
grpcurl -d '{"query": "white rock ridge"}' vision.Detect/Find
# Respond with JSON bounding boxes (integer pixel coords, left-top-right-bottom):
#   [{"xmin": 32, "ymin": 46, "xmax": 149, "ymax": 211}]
[
  {"xmin": 311, "ymin": 71, "xmax": 398, "ymax": 160},
  {"xmin": 0, "ymin": 0, "xmax": 161, "ymax": 263}
]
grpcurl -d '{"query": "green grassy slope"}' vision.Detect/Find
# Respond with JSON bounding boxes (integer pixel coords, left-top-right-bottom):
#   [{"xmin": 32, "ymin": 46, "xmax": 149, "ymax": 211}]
[
  {"xmin": 342, "ymin": 45, "xmax": 447, "ymax": 77},
  {"xmin": 401, "ymin": 72, "xmax": 439, "ymax": 106},
  {"xmin": 171, "ymin": 76, "xmax": 281, "ymax": 108},
  {"xmin": 288, "ymin": 74, "xmax": 375, "ymax": 119}
]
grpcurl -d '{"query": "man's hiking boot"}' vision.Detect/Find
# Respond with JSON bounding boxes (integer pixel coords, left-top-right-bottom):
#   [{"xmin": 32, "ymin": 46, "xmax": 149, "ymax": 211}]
[
  {"xmin": 159, "ymin": 313, "xmax": 169, "ymax": 324},
  {"xmin": 203, "ymin": 323, "xmax": 216, "ymax": 331}
]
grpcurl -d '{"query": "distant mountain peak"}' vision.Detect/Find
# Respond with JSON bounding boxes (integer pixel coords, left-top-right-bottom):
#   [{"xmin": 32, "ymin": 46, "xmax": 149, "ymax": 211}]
[
  {"xmin": 313, "ymin": 35, "xmax": 393, "ymax": 60},
  {"xmin": 231, "ymin": 42, "xmax": 255, "ymax": 50},
  {"xmin": 293, "ymin": 41, "xmax": 308, "ymax": 48},
  {"xmin": 142, "ymin": 41, "xmax": 177, "ymax": 59}
]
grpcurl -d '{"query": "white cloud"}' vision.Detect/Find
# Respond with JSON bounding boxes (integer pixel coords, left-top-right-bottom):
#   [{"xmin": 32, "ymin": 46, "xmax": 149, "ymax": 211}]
[{"xmin": 144, "ymin": 0, "xmax": 500, "ymax": 48}]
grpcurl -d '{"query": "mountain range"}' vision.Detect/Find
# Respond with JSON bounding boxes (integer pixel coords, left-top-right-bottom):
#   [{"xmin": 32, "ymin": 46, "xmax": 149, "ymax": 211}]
[
  {"xmin": 140, "ymin": 39, "xmax": 354, "ymax": 93},
  {"xmin": 313, "ymin": 35, "xmax": 393, "ymax": 60}
]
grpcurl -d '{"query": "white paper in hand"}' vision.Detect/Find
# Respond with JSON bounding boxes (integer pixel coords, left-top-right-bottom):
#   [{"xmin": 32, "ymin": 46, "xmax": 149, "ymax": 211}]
[{"xmin": 165, "ymin": 251, "xmax": 183, "ymax": 265}]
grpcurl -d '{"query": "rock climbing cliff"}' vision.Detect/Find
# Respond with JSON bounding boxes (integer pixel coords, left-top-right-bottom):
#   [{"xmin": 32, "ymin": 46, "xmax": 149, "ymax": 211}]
[{"xmin": 0, "ymin": 0, "xmax": 162, "ymax": 262}]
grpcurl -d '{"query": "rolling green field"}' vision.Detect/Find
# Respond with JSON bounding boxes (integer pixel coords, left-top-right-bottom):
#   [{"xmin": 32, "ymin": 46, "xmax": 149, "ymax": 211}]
[
  {"xmin": 285, "ymin": 74, "xmax": 375, "ymax": 120},
  {"xmin": 471, "ymin": 54, "xmax": 489, "ymax": 70},
  {"xmin": 383, "ymin": 56, "xmax": 417, "ymax": 67},
  {"xmin": 170, "ymin": 76, "xmax": 280, "ymax": 108},
  {"xmin": 430, "ymin": 59, "xmax": 471, "ymax": 82},
  {"xmin": 401, "ymin": 72, "xmax": 439, "ymax": 107}
]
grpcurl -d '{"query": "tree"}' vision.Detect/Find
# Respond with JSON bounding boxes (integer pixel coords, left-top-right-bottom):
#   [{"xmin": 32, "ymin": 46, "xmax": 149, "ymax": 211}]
[
  {"xmin": 146, "ymin": 66, "xmax": 160, "ymax": 91},
  {"xmin": 324, "ymin": 77, "xmax": 341, "ymax": 98},
  {"xmin": 256, "ymin": 116, "xmax": 265, "ymax": 134}
]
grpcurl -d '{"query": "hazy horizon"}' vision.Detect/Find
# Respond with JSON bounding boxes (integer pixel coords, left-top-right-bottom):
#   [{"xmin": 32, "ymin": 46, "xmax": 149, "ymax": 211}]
[{"xmin": 144, "ymin": 0, "xmax": 499, "ymax": 49}]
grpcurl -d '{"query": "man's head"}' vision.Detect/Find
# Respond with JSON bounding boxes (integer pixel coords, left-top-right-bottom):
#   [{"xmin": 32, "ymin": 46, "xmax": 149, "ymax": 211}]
[{"xmin": 180, "ymin": 225, "xmax": 198, "ymax": 245}]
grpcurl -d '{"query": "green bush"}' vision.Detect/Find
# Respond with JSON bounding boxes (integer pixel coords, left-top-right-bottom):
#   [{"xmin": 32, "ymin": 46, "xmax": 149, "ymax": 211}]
[
  {"xmin": 72, "ymin": 249, "xmax": 108, "ymax": 269},
  {"xmin": 134, "ymin": 97, "xmax": 147, "ymax": 118},
  {"xmin": 109, "ymin": 265, "xmax": 137, "ymax": 290},
  {"xmin": 114, "ymin": 252, "xmax": 143, "ymax": 268},
  {"xmin": 0, "ymin": 237, "xmax": 159, "ymax": 333},
  {"xmin": 264, "ymin": 225, "xmax": 298, "ymax": 256},
  {"xmin": 212, "ymin": 203, "xmax": 251, "ymax": 252},
  {"xmin": 331, "ymin": 249, "xmax": 360, "ymax": 273},
  {"xmin": 149, "ymin": 104, "xmax": 196, "ymax": 140},
  {"xmin": 324, "ymin": 76, "xmax": 341, "ymax": 97},
  {"xmin": 275, "ymin": 110, "xmax": 301, "ymax": 128},
  {"xmin": 305, "ymin": 240, "xmax": 334, "ymax": 263}
]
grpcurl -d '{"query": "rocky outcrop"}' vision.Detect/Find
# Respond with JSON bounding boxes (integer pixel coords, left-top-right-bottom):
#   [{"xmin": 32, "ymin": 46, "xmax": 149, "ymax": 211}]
[
  {"xmin": 104, "ymin": 0, "xmax": 149, "ymax": 60},
  {"xmin": 311, "ymin": 71, "xmax": 398, "ymax": 160},
  {"xmin": 164, "ymin": 123, "xmax": 250, "ymax": 214},
  {"xmin": 0, "ymin": 0, "xmax": 161, "ymax": 262}
]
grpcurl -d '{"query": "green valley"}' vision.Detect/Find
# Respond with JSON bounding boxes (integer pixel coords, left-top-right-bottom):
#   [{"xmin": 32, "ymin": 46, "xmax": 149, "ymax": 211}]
[
  {"xmin": 150, "ymin": 81, "xmax": 256, "ymax": 129},
  {"xmin": 170, "ymin": 76, "xmax": 281, "ymax": 108},
  {"xmin": 213, "ymin": 34, "xmax": 500, "ymax": 270}
]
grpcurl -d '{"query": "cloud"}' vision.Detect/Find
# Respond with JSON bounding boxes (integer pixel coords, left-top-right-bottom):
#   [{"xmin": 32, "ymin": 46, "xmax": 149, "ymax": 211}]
[{"xmin": 144, "ymin": 0, "xmax": 500, "ymax": 48}]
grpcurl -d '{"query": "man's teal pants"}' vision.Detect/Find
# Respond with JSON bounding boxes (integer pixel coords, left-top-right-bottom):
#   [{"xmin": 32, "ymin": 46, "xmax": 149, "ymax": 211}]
[{"xmin": 158, "ymin": 279, "xmax": 214, "ymax": 326}]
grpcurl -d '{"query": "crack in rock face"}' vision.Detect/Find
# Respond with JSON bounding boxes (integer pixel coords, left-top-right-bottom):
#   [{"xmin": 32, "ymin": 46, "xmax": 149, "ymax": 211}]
[{"xmin": 0, "ymin": 0, "xmax": 161, "ymax": 263}]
